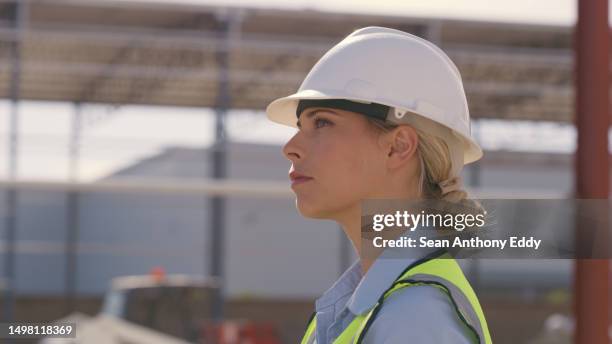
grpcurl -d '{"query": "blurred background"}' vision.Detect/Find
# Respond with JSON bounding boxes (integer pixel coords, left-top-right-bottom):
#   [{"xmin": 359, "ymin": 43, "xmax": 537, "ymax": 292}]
[{"xmin": 0, "ymin": 0, "xmax": 610, "ymax": 343}]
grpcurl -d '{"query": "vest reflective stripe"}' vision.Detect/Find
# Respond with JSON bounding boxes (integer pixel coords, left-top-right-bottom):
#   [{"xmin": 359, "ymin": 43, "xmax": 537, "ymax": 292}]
[
  {"xmin": 390, "ymin": 274, "xmax": 486, "ymax": 343},
  {"xmin": 300, "ymin": 251, "xmax": 492, "ymax": 344},
  {"xmin": 395, "ymin": 252, "xmax": 492, "ymax": 344}
]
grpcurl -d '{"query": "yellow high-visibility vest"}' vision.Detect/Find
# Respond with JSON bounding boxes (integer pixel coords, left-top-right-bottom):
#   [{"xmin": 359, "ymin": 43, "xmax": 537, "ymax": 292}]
[{"xmin": 300, "ymin": 250, "xmax": 492, "ymax": 344}]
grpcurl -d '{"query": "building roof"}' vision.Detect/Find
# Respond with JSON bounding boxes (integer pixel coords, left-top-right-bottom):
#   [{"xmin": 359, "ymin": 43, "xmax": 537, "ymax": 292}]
[{"xmin": 1, "ymin": 0, "xmax": 573, "ymax": 121}]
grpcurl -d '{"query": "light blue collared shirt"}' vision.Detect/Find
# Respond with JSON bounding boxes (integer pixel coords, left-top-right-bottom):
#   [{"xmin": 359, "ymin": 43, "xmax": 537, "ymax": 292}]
[{"xmin": 313, "ymin": 238, "xmax": 478, "ymax": 344}]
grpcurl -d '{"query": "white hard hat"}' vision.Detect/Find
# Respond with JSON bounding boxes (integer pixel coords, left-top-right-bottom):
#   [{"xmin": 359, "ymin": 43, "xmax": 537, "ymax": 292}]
[{"xmin": 266, "ymin": 26, "xmax": 483, "ymax": 176}]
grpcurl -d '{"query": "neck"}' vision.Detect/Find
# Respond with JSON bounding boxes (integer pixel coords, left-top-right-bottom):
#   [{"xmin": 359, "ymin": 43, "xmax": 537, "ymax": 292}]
[
  {"xmin": 337, "ymin": 194, "xmax": 421, "ymax": 275},
  {"xmin": 336, "ymin": 175, "xmax": 421, "ymax": 275},
  {"xmin": 335, "ymin": 204, "xmax": 376, "ymax": 275}
]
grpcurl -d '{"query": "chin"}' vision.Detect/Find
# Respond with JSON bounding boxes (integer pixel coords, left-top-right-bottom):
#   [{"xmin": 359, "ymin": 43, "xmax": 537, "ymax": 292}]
[
  {"xmin": 294, "ymin": 196, "xmax": 354, "ymax": 221},
  {"xmin": 295, "ymin": 198, "xmax": 335, "ymax": 219}
]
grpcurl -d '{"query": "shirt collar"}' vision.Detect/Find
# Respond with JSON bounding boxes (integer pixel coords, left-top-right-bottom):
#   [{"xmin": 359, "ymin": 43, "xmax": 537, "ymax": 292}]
[
  {"xmin": 346, "ymin": 229, "xmax": 438, "ymax": 315},
  {"xmin": 315, "ymin": 258, "xmax": 363, "ymax": 310}
]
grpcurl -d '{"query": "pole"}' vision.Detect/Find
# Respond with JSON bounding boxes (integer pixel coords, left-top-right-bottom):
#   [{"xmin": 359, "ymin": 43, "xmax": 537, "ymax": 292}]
[
  {"xmin": 3, "ymin": 0, "xmax": 27, "ymax": 326},
  {"xmin": 208, "ymin": 13, "xmax": 232, "ymax": 321},
  {"xmin": 65, "ymin": 102, "xmax": 82, "ymax": 315},
  {"xmin": 574, "ymin": 1, "xmax": 610, "ymax": 344}
]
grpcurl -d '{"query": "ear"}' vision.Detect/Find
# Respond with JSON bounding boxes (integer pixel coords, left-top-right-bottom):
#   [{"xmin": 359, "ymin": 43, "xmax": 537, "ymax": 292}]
[{"xmin": 386, "ymin": 126, "xmax": 419, "ymax": 169}]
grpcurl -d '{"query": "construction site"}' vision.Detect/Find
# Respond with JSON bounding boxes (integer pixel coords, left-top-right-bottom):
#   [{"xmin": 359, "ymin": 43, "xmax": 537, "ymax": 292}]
[{"xmin": 0, "ymin": 0, "xmax": 610, "ymax": 343}]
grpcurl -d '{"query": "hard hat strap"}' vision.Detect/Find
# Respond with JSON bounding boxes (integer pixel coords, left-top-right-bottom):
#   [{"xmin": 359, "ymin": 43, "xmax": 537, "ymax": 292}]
[{"xmin": 296, "ymin": 99, "xmax": 389, "ymax": 120}]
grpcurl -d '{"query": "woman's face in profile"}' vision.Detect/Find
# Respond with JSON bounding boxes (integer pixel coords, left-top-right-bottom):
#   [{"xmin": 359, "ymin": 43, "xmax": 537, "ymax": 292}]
[{"xmin": 283, "ymin": 107, "xmax": 388, "ymax": 219}]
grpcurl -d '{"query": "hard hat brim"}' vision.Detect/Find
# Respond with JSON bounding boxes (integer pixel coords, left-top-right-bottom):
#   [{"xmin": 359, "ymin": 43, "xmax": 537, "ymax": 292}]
[
  {"xmin": 266, "ymin": 89, "xmax": 374, "ymax": 128},
  {"xmin": 461, "ymin": 134, "xmax": 483, "ymax": 165}
]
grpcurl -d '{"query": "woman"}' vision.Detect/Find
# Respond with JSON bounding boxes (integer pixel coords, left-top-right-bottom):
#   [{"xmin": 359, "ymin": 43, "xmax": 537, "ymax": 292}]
[{"xmin": 266, "ymin": 26, "xmax": 491, "ymax": 344}]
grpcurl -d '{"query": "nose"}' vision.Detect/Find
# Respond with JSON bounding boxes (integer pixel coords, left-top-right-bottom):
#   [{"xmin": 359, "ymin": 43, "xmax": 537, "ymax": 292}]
[{"xmin": 283, "ymin": 133, "xmax": 304, "ymax": 162}]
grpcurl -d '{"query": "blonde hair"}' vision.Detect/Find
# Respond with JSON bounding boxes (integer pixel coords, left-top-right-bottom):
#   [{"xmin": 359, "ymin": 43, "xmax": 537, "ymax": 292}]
[{"xmin": 367, "ymin": 117, "xmax": 484, "ymax": 213}]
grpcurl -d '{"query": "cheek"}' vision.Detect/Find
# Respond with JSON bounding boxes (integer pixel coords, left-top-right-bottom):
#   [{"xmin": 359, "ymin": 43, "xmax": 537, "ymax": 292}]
[
  {"xmin": 292, "ymin": 129, "xmax": 385, "ymax": 218},
  {"xmin": 342, "ymin": 145, "xmax": 384, "ymax": 190},
  {"xmin": 318, "ymin": 137, "xmax": 382, "ymax": 198}
]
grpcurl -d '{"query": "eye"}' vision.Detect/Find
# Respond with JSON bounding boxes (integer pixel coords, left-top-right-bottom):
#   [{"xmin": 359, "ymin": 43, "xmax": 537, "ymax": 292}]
[{"xmin": 314, "ymin": 117, "xmax": 333, "ymax": 128}]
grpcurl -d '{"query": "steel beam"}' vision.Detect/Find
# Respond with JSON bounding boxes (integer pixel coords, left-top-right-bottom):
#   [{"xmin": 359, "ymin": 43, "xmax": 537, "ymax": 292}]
[{"xmin": 573, "ymin": 1, "xmax": 610, "ymax": 343}]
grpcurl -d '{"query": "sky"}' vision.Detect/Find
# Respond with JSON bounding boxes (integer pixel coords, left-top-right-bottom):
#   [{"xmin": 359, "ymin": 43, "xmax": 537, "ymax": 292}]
[{"xmin": 1, "ymin": 0, "xmax": 610, "ymax": 182}]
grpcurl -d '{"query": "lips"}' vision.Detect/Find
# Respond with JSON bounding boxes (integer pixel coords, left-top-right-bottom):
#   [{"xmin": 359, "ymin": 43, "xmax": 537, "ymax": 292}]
[{"xmin": 289, "ymin": 171, "xmax": 314, "ymax": 186}]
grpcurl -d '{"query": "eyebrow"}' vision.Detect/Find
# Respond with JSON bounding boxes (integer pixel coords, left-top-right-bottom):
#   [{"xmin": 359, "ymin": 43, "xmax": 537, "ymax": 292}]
[{"xmin": 296, "ymin": 108, "xmax": 339, "ymax": 129}]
